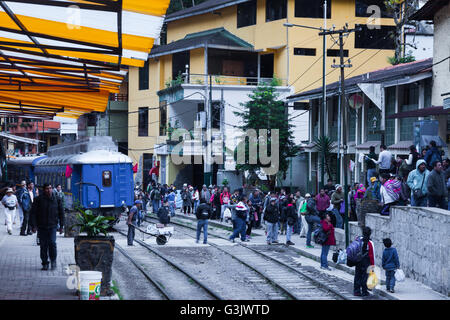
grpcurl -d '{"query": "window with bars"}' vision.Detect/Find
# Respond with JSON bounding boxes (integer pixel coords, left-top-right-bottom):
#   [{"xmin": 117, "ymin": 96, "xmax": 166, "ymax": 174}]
[
  {"xmin": 366, "ymin": 99, "xmax": 381, "ymax": 142},
  {"xmin": 355, "ymin": 24, "xmax": 395, "ymax": 49}
]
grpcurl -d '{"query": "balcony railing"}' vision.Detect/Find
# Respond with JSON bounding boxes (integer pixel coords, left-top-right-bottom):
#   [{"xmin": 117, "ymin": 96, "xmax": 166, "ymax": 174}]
[
  {"xmin": 109, "ymin": 93, "xmax": 128, "ymax": 101},
  {"xmin": 174, "ymin": 74, "xmax": 287, "ymax": 87}
]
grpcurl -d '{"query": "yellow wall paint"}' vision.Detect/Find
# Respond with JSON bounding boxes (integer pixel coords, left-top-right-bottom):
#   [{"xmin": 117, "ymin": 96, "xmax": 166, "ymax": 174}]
[{"xmin": 128, "ymin": 0, "xmax": 397, "ymax": 176}]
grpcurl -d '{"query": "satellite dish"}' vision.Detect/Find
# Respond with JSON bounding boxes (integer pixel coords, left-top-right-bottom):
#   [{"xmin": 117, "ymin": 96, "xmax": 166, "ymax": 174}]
[{"xmin": 349, "ymin": 94, "xmax": 363, "ymax": 110}]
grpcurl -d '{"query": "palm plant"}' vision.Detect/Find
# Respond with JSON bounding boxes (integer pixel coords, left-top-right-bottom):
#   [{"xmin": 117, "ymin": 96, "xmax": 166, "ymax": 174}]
[{"xmin": 312, "ymin": 135, "xmax": 335, "ymax": 181}]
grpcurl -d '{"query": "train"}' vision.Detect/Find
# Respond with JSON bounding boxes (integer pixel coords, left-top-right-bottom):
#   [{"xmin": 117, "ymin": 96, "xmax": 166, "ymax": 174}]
[{"xmin": 6, "ymin": 136, "xmax": 134, "ymax": 222}]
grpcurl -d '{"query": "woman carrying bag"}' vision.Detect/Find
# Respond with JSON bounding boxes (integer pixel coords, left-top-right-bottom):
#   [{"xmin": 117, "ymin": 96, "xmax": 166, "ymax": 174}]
[{"xmin": 320, "ymin": 213, "xmax": 335, "ymax": 270}]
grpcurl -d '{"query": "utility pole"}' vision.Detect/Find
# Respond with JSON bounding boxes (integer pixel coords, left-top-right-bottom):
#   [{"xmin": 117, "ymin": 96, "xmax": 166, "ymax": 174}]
[
  {"xmin": 322, "ymin": 24, "xmax": 357, "ymax": 248},
  {"xmin": 321, "ymin": 0, "xmax": 327, "ymax": 190}
]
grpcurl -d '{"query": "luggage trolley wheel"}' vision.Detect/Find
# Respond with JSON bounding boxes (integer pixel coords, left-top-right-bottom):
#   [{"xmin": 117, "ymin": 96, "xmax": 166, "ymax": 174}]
[{"xmin": 156, "ymin": 235, "xmax": 167, "ymax": 245}]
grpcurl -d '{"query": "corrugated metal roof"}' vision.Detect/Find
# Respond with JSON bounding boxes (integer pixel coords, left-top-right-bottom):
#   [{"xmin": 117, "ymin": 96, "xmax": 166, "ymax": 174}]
[
  {"xmin": 287, "ymin": 58, "xmax": 433, "ymax": 102},
  {"xmin": 388, "ymin": 141, "xmax": 414, "ymax": 150},
  {"xmin": 165, "ymin": 0, "xmax": 251, "ymax": 22},
  {"xmin": 149, "ymin": 28, "xmax": 254, "ymax": 58},
  {"xmin": 410, "ymin": 0, "xmax": 450, "ymax": 20},
  {"xmin": 355, "ymin": 141, "xmax": 380, "ymax": 149},
  {"xmin": 0, "ymin": 132, "xmax": 43, "ymax": 145}
]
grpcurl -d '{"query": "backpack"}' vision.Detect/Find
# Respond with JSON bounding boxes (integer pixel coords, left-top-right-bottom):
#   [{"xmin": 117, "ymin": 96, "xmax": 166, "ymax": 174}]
[
  {"xmin": 153, "ymin": 189, "xmax": 161, "ymax": 200},
  {"xmin": 313, "ymin": 225, "xmax": 328, "ymax": 245},
  {"xmin": 346, "ymin": 236, "xmax": 367, "ymax": 267},
  {"xmin": 199, "ymin": 207, "xmax": 209, "ymax": 219}
]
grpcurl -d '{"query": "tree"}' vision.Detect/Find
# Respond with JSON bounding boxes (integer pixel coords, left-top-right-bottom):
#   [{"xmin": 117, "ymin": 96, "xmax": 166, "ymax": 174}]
[
  {"xmin": 233, "ymin": 82, "xmax": 300, "ymax": 189},
  {"xmin": 384, "ymin": 0, "xmax": 419, "ymax": 61}
]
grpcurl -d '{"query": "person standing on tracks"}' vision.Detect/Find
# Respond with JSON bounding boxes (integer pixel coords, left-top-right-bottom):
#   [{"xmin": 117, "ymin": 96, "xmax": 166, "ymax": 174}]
[
  {"xmin": 157, "ymin": 199, "xmax": 171, "ymax": 226},
  {"xmin": 195, "ymin": 198, "xmax": 212, "ymax": 244},
  {"xmin": 228, "ymin": 201, "xmax": 248, "ymax": 243},
  {"xmin": 285, "ymin": 197, "xmax": 298, "ymax": 246},
  {"xmin": 263, "ymin": 197, "xmax": 280, "ymax": 245},
  {"xmin": 150, "ymin": 185, "xmax": 162, "ymax": 214},
  {"xmin": 2, "ymin": 188, "xmax": 18, "ymax": 235},
  {"xmin": 181, "ymin": 185, "xmax": 192, "ymax": 215},
  {"xmin": 127, "ymin": 200, "xmax": 142, "ymax": 246},
  {"xmin": 353, "ymin": 226, "xmax": 375, "ymax": 297},
  {"xmin": 30, "ymin": 183, "xmax": 64, "ymax": 270}
]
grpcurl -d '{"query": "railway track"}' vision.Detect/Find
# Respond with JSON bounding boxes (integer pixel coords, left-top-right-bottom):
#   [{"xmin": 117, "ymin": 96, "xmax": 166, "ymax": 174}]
[
  {"xmin": 143, "ymin": 214, "xmax": 363, "ymax": 300},
  {"xmin": 113, "ymin": 226, "xmax": 223, "ymax": 300}
]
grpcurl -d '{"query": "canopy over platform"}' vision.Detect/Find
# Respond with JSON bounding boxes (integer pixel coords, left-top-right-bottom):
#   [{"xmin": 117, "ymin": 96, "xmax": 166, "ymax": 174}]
[{"xmin": 0, "ymin": 0, "xmax": 170, "ymax": 119}]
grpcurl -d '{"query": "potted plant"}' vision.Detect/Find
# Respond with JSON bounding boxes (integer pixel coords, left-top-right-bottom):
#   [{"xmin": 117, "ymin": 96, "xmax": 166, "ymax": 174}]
[{"xmin": 71, "ymin": 208, "xmax": 115, "ymax": 296}]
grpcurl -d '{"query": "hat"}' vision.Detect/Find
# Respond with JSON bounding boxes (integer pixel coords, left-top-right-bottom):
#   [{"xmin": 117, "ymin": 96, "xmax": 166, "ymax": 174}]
[
  {"xmin": 335, "ymin": 184, "xmax": 342, "ymax": 190},
  {"xmin": 134, "ymin": 200, "xmax": 143, "ymax": 205},
  {"xmin": 270, "ymin": 197, "xmax": 277, "ymax": 202},
  {"xmin": 6, "ymin": 188, "xmax": 13, "ymax": 193},
  {"xmin": 305, "ymin": 193, "xmax": 311, "ymax": 198},
  {"xmin": 370, "ymin": 177, "xmax": 377, "ymax": 183},
  {"xmin": 236, "ymin": 202, "xmax": 246, "ymax": 210}
]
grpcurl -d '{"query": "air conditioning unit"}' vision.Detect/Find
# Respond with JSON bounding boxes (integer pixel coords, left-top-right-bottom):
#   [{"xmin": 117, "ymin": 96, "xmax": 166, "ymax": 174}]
[{"xmin": 195, "ymin": 111, "xmax": 206, "ymax": 128}]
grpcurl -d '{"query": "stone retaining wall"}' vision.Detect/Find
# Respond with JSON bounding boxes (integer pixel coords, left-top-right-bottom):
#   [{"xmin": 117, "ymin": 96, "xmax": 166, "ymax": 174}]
[{"xmin": 335, "ymin": 207, "xmax": 449, "ymax": 296}]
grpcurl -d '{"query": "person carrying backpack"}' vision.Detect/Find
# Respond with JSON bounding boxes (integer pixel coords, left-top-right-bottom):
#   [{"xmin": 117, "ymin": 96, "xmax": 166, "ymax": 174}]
[
  {"xmin": 156, "ymin": 199, "xmax": 170, "ymax": 226},
  {"xmin": 228, "ymin": 201, "xmax": 248, "ymax": 243},
  {"xmin": 424, "ymin": 141, "xmax": 442, "ymax": 171},
  {"xmin": 285, "ymin": 198, "xmax": 298, "ymax": 246},
  {"xmin": 195, "ymin": 198, "xmax": 212, "ymax": 244},
  {"xmin": 151, "ymin": 187, "xmax": 161, "ymax": 214},
  {"xmin": 305, "ymin": 194, "xmax": 321, "ymax": 249},
  {"xmin": 319, "ymin": 213, "xmax": 335, "ymax": 270},
  {"xmin": 349, "ymin": 226, "xmax": 375, "ymax": 297}
]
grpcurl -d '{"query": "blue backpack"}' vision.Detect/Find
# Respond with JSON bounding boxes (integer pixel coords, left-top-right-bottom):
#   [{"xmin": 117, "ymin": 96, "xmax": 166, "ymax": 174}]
[{"xmin": 346, "ymin": 236, "xmax": 367, "ymax": 267}]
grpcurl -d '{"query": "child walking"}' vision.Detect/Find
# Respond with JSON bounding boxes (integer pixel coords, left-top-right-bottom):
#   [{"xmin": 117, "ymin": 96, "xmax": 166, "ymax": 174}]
[{"xmin": 382, "ymin": 238, "xmax": 400, "ymax": 293}]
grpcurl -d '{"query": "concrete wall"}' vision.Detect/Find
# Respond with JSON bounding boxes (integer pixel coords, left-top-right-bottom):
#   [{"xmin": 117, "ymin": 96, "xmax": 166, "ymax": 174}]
[{"xmin": 335, "ymin": 207, "xmax": 450, "ymax": 296}]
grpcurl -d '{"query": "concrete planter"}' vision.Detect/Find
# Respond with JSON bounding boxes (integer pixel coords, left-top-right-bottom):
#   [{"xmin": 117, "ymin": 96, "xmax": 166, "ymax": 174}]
[
  {"xmin": 64, "ymin": 211, "xmax": 80, "ymax": 237},
  {"xmin": 74, "ymin": 235, "xmax": 115, "ymax": 296}
]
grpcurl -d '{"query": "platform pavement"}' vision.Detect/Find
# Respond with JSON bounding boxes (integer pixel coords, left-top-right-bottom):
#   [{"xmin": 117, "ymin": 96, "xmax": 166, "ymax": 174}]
[
  {"xmin": 0, "ymin": 220, "xmax": 118, "ymax": 300},
  {"xmin": 172, "ymin": 210, "xmax": 448, "ymax": 301}
]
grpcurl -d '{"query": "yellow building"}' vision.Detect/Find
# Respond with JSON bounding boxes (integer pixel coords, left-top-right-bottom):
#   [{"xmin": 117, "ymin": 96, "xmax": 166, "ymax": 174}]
[{"xmin": 129, "ymin": 0, "xmax": 396, "ymax": 189}]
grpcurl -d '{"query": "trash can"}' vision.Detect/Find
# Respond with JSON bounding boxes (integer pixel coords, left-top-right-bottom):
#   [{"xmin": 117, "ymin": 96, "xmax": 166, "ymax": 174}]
[{"xmin": 79, "ymin": 271, "xmax": 102, "ymax": 300}]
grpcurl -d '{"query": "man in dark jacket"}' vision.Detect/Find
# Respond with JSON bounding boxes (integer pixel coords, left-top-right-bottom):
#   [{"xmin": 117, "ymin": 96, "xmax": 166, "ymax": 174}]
[
  {"xmin": 366, "ymin": 146, "xmax": 378, "ymax": 187},
  {"xmin": 195, "ymin": 198, "xmax": 212, "ymax": 244},
  {"xmin": 157, "ymin": 199, "xmax": 170, "ymax": 225},
  {"xmin": 305, "ymin": 194, "xmax": 321, "ymax": 248},
  {"xmin": 427, "ymin": 161, "xmax": 448, "ymax": 209},
  {"xmin": 30, "ymin": 183, "xmax": 64, "ymax": 271},
  {"xmin": 263, "ymin": 198, "xmax": 279, "ymax": 245}
]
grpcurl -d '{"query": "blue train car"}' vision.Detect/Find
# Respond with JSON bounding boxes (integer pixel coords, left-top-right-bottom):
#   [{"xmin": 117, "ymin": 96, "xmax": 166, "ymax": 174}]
[
  {"xmin": 6, "ymin": 155, "xmax": 47, "ymax": 186},
  {"xmin": 7, "ymin": 137, "xmax": 134, "ymax": 221}
]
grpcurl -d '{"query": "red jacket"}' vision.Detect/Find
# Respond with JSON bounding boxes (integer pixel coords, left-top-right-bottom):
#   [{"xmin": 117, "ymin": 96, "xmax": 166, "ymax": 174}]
[
  {"xmin": 220, "ymin": 192, "xmax": 231, "ymax": 205},
  {"xmin": 367, "ymin": 240, "xmax": 375, "ymax": 266},
  {"xmin": 321, "ymin": 220, "xmax": 336, "ymax": 246}
]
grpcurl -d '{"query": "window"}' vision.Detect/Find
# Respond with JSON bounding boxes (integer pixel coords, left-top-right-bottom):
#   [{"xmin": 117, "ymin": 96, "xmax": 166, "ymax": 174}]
[
  {"xmin": 385, "ymin": 86, "xmax": 396, "ymax": 146},
  {"xmin": 355, "ymin": 0, "xmax": 393, "ymax": 18},
  {"xmin": 266, "ymin": 0, "xmax": 287, "ymax": 22},
  {"xmin": 400, "ymin": 84, "xmax": 419, "ymax": 141},
  {"xmin": 295, "ymin": 0, "xmax": 331, "ymax": 18},
  {"xmin": 355, "ymin": 24, "xmax": 395, "ymax": 49},
  {"xmin": 138, "ymin": 60, "xmax": 149, "ymax": 90},
  {"xmin": 237, "ymin": 0, "xmax": 256, "ymax": 28},
  {"xmin": 172, "ymin": 51, "xmax": 189, "ymax": 80},
  {"xmin": 159, "ymin": 101, "xmax": 167, "ymax": 136},
  {"xmin": 138, "ymin": 107, "xmax": 148, "ymax": 136},
  {"xmin": 102, "ymin": 171, "xmax": 112, "ymax": 187},
  {"xmin": 327, "ymin": 49, "xmax": 349, "ymax": 57},
  {"xmin": 294, "ymin": 48, "xmax": 316, "ymax": 56}
]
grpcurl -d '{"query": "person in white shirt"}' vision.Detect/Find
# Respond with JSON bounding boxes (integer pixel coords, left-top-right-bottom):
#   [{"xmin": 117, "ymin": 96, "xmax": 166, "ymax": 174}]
[
  {"xmin": 371, "ymin": 145, "xmax": 393, "ymax": 176},
  {"xmin": 2, "ymin": 188, "xmax": 18, "ymax": 235}
]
